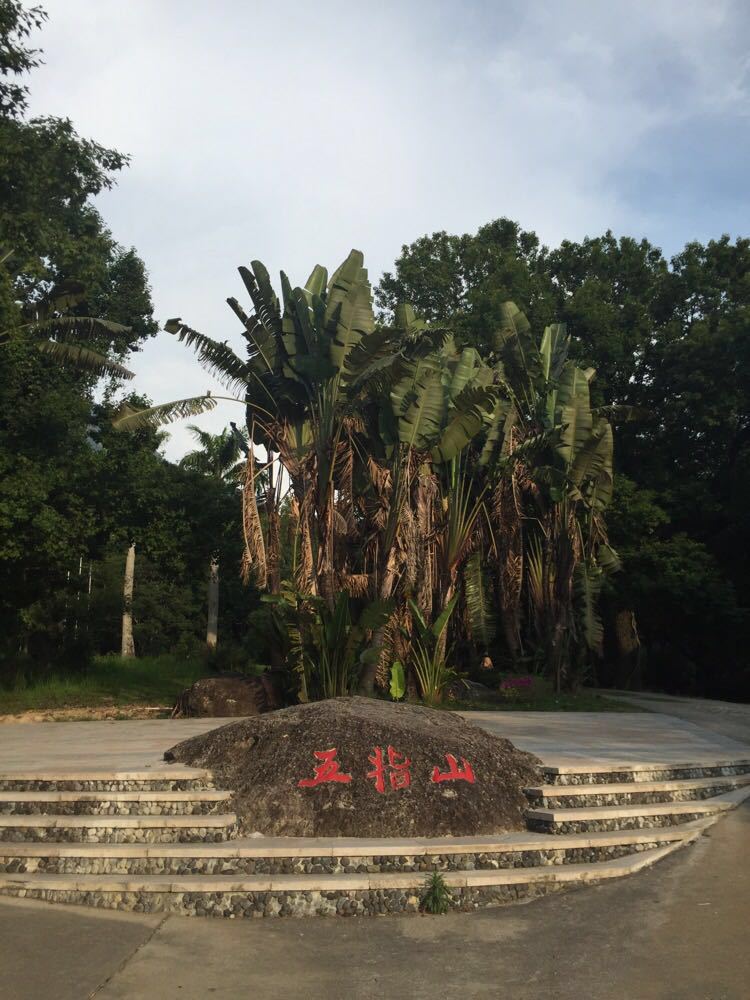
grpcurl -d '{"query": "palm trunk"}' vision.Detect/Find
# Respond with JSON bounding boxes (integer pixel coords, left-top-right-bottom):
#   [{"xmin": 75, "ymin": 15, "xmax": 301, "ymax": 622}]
[
  {"xmin": 207, "ymin": 554, "xmax": 219, "ymax": 650},
  {"xmin": 121, "ymin": 542, "xmax": 136, "ymax": 659}
]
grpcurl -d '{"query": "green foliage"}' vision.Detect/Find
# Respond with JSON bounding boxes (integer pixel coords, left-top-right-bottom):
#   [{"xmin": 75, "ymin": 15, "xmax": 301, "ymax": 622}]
[
  {"xmin": 407, "ymin": 596, "xmax": 459, "ymax": 704},
  {"xmin": 463, "ymin": 552, "xmax": 496, "ymax": 649},
  {"xmin": 263, "ymin": 586, "xmax": 393, "ymax": 700},
  {"xmin": 0, "ymin": 654, "xmax": 206, "ymax": 713},
  {"xmin": 420, "ymin": 871, "xmax": 452, "ymax": 915},
  {"xmin": 378, "ymin": 221, "xmax": 750, "ymax": 700},
  {"xmin": 1, "ymin": 0, "xmax": 746, "ymax": 705},
  {"xmin": 389, "ymin": 660, "xmax": 406, "ymax": 701}
]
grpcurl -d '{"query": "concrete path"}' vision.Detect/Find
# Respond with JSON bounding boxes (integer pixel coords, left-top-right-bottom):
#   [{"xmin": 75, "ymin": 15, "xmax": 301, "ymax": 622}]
[
  {"xmin": 464, "ymin": 710, "xmax": 750, "ymax": 766},
  {"xmin": 1, "ymin": 710, "xmax": 747, "ymax": 773},
  {"xmin": 600, "ymin": 691, "xmax": 750, "ymax": 746},
  {"xmin": 1, "ymin": 800, "xmax": 747, "ymax": 1000},
  {"xmin": 0, "ymin": 718, "xmax": 235, "ymax": 773}
]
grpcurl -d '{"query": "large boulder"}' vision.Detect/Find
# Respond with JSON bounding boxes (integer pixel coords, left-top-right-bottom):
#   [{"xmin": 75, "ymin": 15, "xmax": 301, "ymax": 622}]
[
  {"xmin": 165, "ymin": 696, "xmax": 541, "ymax": 837},
  {"xmin": 171, "ymin": 673, "xmax": 281, "ymax": 718}
]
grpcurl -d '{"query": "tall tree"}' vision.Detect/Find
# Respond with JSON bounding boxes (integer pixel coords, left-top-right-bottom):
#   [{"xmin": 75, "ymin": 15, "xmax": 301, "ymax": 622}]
[
  {"xmin": 0, "ymin": 2, "xmax": 158, "ymax": 673},
  {"xmin": 180, "ymin": 425, "xmax": 246, "ymax": 649}
]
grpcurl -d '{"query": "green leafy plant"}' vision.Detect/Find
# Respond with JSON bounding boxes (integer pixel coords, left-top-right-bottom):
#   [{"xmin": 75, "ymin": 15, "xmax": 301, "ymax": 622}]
[
  {"xmin": 420, "ymin": 871, "xmax": 452, "ymax": 915},
  {"xmin": 263, "ymin": 587, "xmax": 393, "ymax": 700},
  {"xmin": 407, "ymin": 595, "xmax": 459, "ymax": 704},
  {"xmin": 389, "ymin": 660, "xmax": 406, "ymax": 701}
]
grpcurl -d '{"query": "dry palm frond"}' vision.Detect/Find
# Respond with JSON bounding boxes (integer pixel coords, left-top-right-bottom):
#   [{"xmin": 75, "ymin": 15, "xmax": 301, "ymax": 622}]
[
  {"xmin": 296, "ymin": 492, "xmax": 316, "ymax": 595},
  {"xmin": 265, "ymin": 482, "xmax": 281, "ymax": 592},
  {"xmin": 414, "ymin": 470, "xmax": 438, "ymax": 619},
  {"xmin": 367, "ymin": 456, "xmax": 392, "ymax": 496},
  {"xmin": 316, "ymin": 481, "xmax": 336, "ymax": 607},
  {"xmin": 493, "ymin": 475, "xmax": 524, "ymax": 659},
  {"xmin": 339, "ymin": 573, "xmax": 372, "ymax": 598},
  {"xmin": 335, "ymin": 437, "xmax": 355, "ymax": 513},
  {"xmin": 241, "ymin": 450, "xmax": 267, "ymax": 587},
  {"xmin": 373, "ymin": 605, "xmax": 404, "ymax": 690},
  {"xmin": 333, "ymin": 509, "xmax": 350, "ymax": 536},
  {"xmin": 400, "ymin": 505, "xmax": 418, "ymax": 588}
]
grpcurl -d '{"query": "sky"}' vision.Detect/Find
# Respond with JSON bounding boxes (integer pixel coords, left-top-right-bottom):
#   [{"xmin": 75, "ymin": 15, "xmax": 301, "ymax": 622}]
[{"xmin": 29, "ymin": 0, "xmax": 750, "ymax": 459}]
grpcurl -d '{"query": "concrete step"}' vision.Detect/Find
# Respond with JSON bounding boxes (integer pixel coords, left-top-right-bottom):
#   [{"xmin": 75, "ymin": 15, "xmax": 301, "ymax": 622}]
[
  {"xmin": 0, "ymin": 769, "xmax": 214, "ymax": 792},
  {"xmin": 0, "ymin": 836, "xmax": 702, "ymax": 917},
  {"xmin": 0, "ymin": 789, "xmax": 232, "ymax": 817},
  {"xmin": 525, "ymin": 774, "xmax": 750, "ymax": 807},
  {"xmin": 0, "ymin": 813, "xmax": 238, "ymax": 844},
  {"xmin": 540, "ymin": 758, "xmax": 750, "ymax": 786},
  {"xmin": 526, "ymin": 784, "xmax": 750, "ymax": 833},
  {"xmin": 0, "ymin": 819, "xmax": 716, "ymax": 876}
]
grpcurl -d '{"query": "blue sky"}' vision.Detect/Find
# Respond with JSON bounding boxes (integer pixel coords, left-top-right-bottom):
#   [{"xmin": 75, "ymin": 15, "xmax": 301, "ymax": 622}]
[{"xmin": 30, "ymin": 0, "xmax": 750, "ymax": 457}]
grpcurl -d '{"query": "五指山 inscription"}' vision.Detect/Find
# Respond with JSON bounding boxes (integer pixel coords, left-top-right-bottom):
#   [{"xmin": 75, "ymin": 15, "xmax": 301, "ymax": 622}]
[{"xmin": 298, "ymin": 747, "xmax": 476, "ymax": 790}]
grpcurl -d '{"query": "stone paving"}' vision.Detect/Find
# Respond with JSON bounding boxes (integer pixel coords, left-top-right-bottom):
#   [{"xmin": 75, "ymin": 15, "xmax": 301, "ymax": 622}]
[{"xmin": 0, "ymin": 711, "xmax": 747, "ymax": 774}]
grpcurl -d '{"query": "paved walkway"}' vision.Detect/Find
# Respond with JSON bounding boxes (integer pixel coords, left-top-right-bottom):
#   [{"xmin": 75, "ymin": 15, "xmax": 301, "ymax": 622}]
[
  {"xmin": 600, "ymin": 691, "xmax": 750, "ymax": 746},
  {"xmin": 0, "ymin": 711, "xmax": 747, "ymax": 774},
  {"xmin": 1, "ymin": 800, "xmax": 747, "ymax": 1000}
]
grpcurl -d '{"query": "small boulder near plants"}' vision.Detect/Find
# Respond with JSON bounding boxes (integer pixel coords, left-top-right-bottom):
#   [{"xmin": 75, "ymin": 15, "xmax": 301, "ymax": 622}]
[
  {"xmin": 171, "ymin": 673, "xmax": 281, "ymax": 719},
  {"xmin": 165, "ymin": 697, "xmax": 541, "ymax": 837}
]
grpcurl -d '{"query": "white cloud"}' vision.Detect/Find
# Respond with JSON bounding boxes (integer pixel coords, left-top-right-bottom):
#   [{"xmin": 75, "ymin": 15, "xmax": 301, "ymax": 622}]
[{"xmin": 28, "ymin": 0, "xmax": 750, "ymax": 458}]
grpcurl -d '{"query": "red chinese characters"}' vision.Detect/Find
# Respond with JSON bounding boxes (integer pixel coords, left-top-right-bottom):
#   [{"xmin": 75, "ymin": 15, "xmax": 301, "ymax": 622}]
[
  {"xmin": 297, "ymin": 748, "xmax": 353, "ymax": 788},
  {"xmin": 366, "ymin": 745, "xmax": 411, "ymax": 794},
  {"xmin": 297, "ymin": 747, "xmax": 476, "ymax": 789},
  {"xmin": 430, "ymin": 753, "xmax": 476, "ymax": 784}
]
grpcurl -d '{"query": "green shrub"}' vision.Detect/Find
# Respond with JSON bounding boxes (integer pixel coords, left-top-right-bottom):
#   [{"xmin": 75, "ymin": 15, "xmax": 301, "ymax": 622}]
[{"xmin": 420, "ymin": 871, "xmax": 452, "ymax": 915}]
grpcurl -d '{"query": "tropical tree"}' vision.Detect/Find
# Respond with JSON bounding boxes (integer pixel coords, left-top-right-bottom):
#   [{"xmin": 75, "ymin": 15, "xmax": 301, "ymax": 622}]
[
  {"xmin": 114, "ymin": 251, "xmax": 618, "ymax": 697},
  {"xmin": 179, "ymin": 425, "xmax": 247, "ymax": 649}
]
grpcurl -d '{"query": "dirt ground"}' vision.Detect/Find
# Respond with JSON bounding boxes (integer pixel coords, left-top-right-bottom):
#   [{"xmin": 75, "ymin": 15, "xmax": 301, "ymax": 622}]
[{"xmin": 0, "ymin": 705, "xmax": 170, "ymax": 723}]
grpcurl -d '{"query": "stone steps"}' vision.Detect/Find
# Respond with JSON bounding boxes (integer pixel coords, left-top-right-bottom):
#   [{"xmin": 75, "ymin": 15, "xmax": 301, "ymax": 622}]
[
  {"xmin": 0, "ymin": 819, "xmax": 714, "ymax": 876},
  {"xmin": 524, "ymin": 773, "xmax": 750, "ymax": 807},
  {"xmin": 0, "ymin": 789, "xmax": 232, "ymax": 817},
  {"xmin": 0, "ymin": 813, "xmax": 238, "ymax": 844},
  {"xmin": 525, "ymin": 784, "xmax": 750, "ymax": 833},
  {"xmin": 0, "ymin": 769, "xmax": 214, "ymax": 792},
  {"xmin": 0, "ymin": 755, "xmax": 746, "ymax": 916},
  {"xmin": 539, "ymin": 759, "xmax": 750, "ymax": 786},
  {"xmin": 0, "ymin": 836, "xmax": 700, "ymax": 917}
]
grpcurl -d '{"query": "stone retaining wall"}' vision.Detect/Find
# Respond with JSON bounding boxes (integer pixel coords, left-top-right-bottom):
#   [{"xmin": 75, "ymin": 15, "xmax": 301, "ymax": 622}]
[
  {"xmin": 0, "ymin": 826, "xmax": 237, "ymax": 844},
  {"xmin": 0, "ymin": 780, "xmax": 213, "ymax": 792},
  {"xmin": 528, "ymin": 785, "xmax": 735, "ymax": 808},
  {"xmin": 527, "ymin": 812, "xmax": 707, "ymax": 834},
  {"xmin": 0, "ymin": 801, "xmax": 222, "ymax": 817},
  {"xmin": 547, "ymin": 765, "xmax": 750, "ymax": 786},
  {"xmin": 0, "ymin": 879, "xmax": 576, "ymax": 917},
  {"xmin": 0, "ymin": 842, "xmax": 663, "ymax": 876}
]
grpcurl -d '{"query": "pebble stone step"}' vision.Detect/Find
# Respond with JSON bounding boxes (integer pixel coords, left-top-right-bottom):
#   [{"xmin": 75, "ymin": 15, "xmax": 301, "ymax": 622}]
[
  {"xmin": 0, "ymin": 756, "xmax": 746, "ymax": 917},
  {"xmin": 0, "ymin": 819, "xmax": 716, "ymax": 875},
  {"xmin": 0, "ymin": 813, "xmax": 238, "ymax": 844},
  {"xmin": 0, "ymin": 769, "xmax": 214, "ymax": 792},
  {"xmin": 525, "ymin": 784, "xmax": 750, "ymax": 833},
  {"xmin": 524, "ymin": 773, "xmax": 750, "ymax": 807},
  {"xmin": 0, "ymin": 789, "xmax": 232, "ymax": 816},
  {"xmin": 0, "ymin": 836, "xmax": 702, "ymax": 917},
  {"xmin": 540, "ymin": 759, "xmax": 750, "ymax": 785}
]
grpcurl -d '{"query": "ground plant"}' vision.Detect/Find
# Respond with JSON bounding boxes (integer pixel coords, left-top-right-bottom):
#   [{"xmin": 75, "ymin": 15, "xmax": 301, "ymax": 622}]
[{"xmin": 420, "ymin": 871, "xmax": 453, "ymax": 914}]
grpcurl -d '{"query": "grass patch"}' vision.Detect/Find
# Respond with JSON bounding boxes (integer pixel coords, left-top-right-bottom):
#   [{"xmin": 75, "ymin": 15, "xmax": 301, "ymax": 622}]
[{"xmin": 0, "ymin": 654, "xmax": 206, "ymax": 714}]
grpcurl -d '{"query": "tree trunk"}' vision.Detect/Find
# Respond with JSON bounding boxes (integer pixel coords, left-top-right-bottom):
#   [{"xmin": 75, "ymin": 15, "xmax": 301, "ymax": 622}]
[
  {"xmin": 121, "ymin": 543, "xmax": 136, "ymax": 659},
  {"xmin": 207, "ymin": 554, "xmax": 219, "ymax": 650}
]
